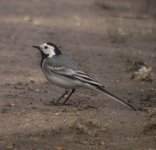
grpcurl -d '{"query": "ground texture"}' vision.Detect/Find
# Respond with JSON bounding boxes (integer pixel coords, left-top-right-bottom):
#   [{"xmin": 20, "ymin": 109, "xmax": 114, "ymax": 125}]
[{"xmin": 0, "ymin": 0, "xmax": 156, "ymax": 150}]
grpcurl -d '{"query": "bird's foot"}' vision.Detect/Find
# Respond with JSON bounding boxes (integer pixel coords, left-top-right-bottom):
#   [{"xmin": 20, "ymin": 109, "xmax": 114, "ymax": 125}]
[
  {"xmin": 44, "ymin": 101, "xmax": 56, "ymax": 106},
  {"xmin": 44, "ymin": 100, "xmax": 74, "ymax": 106}
]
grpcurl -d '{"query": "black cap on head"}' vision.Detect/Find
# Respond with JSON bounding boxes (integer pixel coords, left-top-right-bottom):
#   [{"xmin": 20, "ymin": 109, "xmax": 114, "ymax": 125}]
[{"xmin": 47, "ymin": 42, "xmax": 62, "ymax": 55}]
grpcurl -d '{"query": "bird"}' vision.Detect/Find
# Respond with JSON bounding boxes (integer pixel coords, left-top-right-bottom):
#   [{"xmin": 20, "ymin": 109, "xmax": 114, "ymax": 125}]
[{"xmin": 32, "ymin": 42, "xmax": 136, "ymax": 110}]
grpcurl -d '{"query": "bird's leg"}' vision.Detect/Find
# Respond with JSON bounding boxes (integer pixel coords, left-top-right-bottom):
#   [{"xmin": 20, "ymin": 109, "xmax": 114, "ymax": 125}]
[
  {"xmin": 55, "ymin": 90, "xmax": 69, "ymax": 105},
  {"xmin": 62, "ymin": 89, "xmax": 75, "ymax": 105}
]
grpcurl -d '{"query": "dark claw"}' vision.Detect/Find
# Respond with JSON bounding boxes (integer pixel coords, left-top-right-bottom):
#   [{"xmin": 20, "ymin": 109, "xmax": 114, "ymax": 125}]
[{"xmin": 44, "ymin": 101, "xmax": 56, "ymax": 106}]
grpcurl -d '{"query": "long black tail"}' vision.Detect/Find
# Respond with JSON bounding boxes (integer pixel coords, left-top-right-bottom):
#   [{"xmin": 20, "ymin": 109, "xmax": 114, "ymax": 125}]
[
  {"xmin": 89, "ymin": 84, "xmax": 136, "ymax": 110},
  {"xmin": 99, "ymin": 87, "xmax": 136, "ymax": 110},
  {"xmin": 73, "ymin": 70, "xmax": 136, "ymax": 110}
]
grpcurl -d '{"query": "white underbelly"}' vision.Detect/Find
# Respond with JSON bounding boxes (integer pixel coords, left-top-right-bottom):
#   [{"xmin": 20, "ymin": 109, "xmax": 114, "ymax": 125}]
[{"xmin": 44, "ymin": 73, "xmax": 82, "ymax": 89}]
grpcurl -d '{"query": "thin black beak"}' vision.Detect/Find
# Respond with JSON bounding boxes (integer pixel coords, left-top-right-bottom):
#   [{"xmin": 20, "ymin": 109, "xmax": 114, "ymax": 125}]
[{"xmin": 32, "ymin": 45, "xmax": 40, "ymax": 49}]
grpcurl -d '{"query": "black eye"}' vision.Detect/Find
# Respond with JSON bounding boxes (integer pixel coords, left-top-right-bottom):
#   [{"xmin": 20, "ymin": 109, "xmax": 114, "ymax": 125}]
[{"xmin": 44, "ymin": 46, "xmax": 48, "ymax": 49}]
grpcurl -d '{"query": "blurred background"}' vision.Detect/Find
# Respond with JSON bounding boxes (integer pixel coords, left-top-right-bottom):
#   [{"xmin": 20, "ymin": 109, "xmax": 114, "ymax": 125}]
[
  {"xmin": 0, "ymin": 0, "xmax": 155, "ymax": 80},
  {"xmin": 0, "ymin": 0, "xmax": 156, "ymax": 150}
]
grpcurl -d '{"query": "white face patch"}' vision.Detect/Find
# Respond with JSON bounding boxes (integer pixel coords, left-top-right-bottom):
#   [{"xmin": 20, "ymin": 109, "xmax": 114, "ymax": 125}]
[{"xmin": 39, "ymin": 43, "xmax": 55, "ymax": 57}]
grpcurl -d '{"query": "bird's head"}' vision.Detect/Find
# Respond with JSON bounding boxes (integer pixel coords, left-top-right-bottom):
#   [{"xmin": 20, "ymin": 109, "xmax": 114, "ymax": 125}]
[{"xmin": 32, "ymin": 42, "xmax": 62, "ymax": 58}]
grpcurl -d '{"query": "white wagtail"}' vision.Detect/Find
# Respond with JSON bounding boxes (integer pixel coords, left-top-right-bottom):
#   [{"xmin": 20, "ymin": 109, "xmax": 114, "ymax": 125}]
[{"xmin": 32, "ymin": 42, "xmax": 136, "ymax": 110}]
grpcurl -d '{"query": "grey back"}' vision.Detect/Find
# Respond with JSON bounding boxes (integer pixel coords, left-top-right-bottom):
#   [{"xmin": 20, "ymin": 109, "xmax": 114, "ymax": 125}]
[{"xmin": 45, "ymin": 55, "xmax": 79, "ymax": 70}]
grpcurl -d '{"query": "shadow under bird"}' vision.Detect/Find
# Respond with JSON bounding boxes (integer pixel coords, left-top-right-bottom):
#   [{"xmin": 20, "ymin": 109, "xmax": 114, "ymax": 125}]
[{"xmin": 32, "ymin": 42, "xmax": 136, "ymax": 110}]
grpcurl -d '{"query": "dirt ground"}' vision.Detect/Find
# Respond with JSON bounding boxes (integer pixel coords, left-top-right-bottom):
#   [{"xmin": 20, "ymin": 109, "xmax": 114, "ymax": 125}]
[{"xmin": 0, "ymin": 0, "xmax": 156, "ymax": 150}]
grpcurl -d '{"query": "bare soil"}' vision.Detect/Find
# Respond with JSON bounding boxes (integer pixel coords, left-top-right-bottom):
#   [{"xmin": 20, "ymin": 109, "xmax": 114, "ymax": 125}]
[{"xmin": 0, "ymin": 0, "xmax": 156, "ymax": 150}]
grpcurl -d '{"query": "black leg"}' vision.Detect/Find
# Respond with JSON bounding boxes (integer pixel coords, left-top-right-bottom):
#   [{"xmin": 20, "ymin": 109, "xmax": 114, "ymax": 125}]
[
  {"xmin": 55, "ymin": 90, "xmax": 69, "ymax": 104},
  {"xmin": 62, "ymin": 89, "xmax": 75, "ymax": 104}
]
